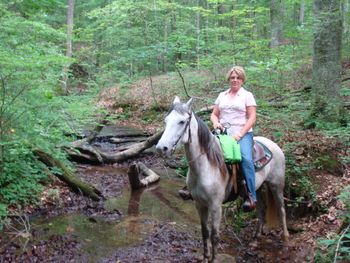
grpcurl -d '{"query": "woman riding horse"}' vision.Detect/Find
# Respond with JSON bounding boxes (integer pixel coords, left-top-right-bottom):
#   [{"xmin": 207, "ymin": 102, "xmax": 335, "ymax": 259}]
[
  {"xmin": 156, "ymin": 96, "xmax": 289, "ymax": 262},
  {"xmin": 211, "ymin": 66, "xmax": 257, "ymax": 212}
]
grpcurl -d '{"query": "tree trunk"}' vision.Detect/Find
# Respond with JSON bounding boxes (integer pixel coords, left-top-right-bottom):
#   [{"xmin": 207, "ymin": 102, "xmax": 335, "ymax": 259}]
[
  {"xmin": 33, "ymin": 149, "xmax": 103, "ymax": 201},
  {"xmin": 217, "ymin": 2, "xmax": 225, "ymax": 41},
  {"xmin": 66, "ymin": 129, "xmax": 163, "ymax": 164},
  {"xmin": 342, "ymin": 0, "xmax": 349, "ymax": 35},
  {"xmin": 270, "ymin": 0, "xmax": 283, "ymax": 47},
  {"xmin": 62, "ymin": 0, "xmax": 75, "ymax": 95},
  {"xmin": 196, "ymin": 0, "xmax": 201, "ymax": 67},
  {"xmin": 163, "ymin": 11, "xmax": 168, "ymax": 72},
  {"xmin": 299, "ymin": 0, "xmax": 305, "ymax": 25},
  {"xmin": 98, "ymin": 130, "xmax": 163, "ymax": 163},
  {"xmin": 311, "ymin": 0, "xmax": 343, "ymax": 125},
  {"xmin": 127, "ymin": 162, "xmax": 160, "ymax": 190}
]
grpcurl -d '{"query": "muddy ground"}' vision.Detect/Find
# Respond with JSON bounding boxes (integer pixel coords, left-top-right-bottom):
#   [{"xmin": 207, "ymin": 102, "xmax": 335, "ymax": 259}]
[{"xmin": 0, "ymin": 147, "xmax": 348, "ymax": 263}]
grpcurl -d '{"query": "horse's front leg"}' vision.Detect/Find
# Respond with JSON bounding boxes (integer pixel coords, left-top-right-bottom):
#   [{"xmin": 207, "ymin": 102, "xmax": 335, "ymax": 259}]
[
  {"xmin": 210, "ymin": 204, "xmax": 222, "ymax": 263},
  {"xmin": 196, "ymin": 203, "xmax": 210, "ymax": 262}
]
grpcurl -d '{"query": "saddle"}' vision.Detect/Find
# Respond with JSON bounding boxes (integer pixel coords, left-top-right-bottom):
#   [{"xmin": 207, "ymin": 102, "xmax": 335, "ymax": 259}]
[{"xmin": 253, "ymin": 140, "xmax": 273, "ymax": 171}]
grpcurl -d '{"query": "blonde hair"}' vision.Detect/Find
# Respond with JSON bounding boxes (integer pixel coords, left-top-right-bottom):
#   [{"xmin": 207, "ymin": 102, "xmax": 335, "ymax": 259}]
[{"xmin": 226, "ymin": 66, "xmax": 246, "ymax": 83}]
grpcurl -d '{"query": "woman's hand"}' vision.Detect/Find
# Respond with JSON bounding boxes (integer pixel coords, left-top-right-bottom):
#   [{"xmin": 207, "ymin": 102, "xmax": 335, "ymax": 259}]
[
  {"xmin": 213, "ymin": 122, "xmax": 224, "ymax": 131},
  {"xmin": 233, "ymin": 133, "xmax": 243, "ymax": 141}
]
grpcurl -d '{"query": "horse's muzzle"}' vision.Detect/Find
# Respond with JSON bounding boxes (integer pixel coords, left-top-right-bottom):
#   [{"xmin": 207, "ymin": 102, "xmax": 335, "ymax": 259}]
[{"xmin": 155, "ymin": 143, "xmax": 172, "ymax": 157}]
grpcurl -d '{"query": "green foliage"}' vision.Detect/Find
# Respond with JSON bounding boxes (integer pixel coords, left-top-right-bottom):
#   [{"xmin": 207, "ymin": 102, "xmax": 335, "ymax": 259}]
[
  {"xmin": 141, "ymin": 107, "xmax": 163, "ymax": 124},
  {"xmin": 284, "ymin": 142, "xmax": 317, "ymax": 209},
  {"xmin": 0, "ymin": 203, "xmax": 7, "ymax": 230},
  {"xmin": 0, "ymin": 8, "xmax": 99, "ymax": 226},
  {"xmin": 315, "ymin": 187, "xmax": 350, "ymax": 262},
  {"xmin": 175, "ymin": 156, "xmax": 188, "ymax": 178},
  {"xmin": 0, "ymin": 142, "xmax": 47, "ymax": 205}
]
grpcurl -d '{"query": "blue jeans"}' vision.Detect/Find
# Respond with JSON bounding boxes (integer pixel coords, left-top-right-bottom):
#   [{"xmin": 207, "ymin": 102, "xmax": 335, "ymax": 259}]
[{"xmin": 238, "ymin": 132, "xmax": 256, "ymax": 202}]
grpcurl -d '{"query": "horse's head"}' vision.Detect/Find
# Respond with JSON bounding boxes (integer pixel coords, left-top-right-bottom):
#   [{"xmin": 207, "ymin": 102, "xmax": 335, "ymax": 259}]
[{"xmin": 156, "ymin": 96, "xmax": 193, "ymax": 157}]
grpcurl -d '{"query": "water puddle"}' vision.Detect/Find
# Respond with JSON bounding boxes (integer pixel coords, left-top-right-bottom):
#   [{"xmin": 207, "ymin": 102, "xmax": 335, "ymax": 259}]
[{"xmin": 29, "ymin": 177, "xmax": 199, "ymax": 262}]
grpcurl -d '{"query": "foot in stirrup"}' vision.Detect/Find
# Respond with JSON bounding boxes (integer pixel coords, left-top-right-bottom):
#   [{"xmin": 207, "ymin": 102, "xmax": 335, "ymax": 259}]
[
  {"xmin": 242, "ymin": 195, "xmax": 256, "ymax": 212},
  {"xmin": 178, "ymin": 186, "xmax": 192, "ymax": 200}
]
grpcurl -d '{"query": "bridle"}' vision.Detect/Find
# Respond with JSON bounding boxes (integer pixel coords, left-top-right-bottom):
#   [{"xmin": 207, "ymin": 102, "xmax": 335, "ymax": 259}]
[
  {"xmin": 170, "ymin": 110, "xmax": 192, "ymax": 154},
  {"xmin": 167, "ymin": 108, "xmax": 217, "ymax": 164}
]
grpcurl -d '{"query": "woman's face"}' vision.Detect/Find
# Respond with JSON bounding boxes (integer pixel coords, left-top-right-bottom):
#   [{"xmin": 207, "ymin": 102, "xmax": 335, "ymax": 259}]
[{"xmin": 229, "ymin": 71, "xmax": 243, "ymax": 90}]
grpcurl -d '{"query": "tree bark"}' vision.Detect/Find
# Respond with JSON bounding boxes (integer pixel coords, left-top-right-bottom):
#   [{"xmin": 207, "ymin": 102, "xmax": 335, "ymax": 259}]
[
  {"xmin": 196, "ymin": 0, "xmax": 201, "ymax": 67},
  {"xmin": 98, "ymin": 130, "xmax": 163, "ymax": 163},
  {"xmin": 342, "ymin": 0, "xmax": 349, "ymax": 35},
  {"xmin": 270, "ymin": 0, "xmax": 283, "ymax": 47},
  {"xmin": 33, "ymin": 149, "xmax": 103, "ymax": 201},
  {"xmin": 62, "ymin": 0, "xmax": 75, "ymax": 95},
  {"xmin": 299, "ymin": 0, "xmax": 305, "ymax": 25},
  {"xmin": 66, "ymin": 129, "xmax": 163, "ymax": 164},
  {"xmin": 311, "ymin": 0, "xmax": 343, "ymax": 124},
  {"xmin": 217, "ymin": 1, "xmax": 225, "ymax": 41}
]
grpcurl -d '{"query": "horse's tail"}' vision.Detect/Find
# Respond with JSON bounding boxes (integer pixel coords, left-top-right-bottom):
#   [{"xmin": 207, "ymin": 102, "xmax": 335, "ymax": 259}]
[{"xmin": 265, "ymin": 186, "xmax": 279, "ymax": 228}]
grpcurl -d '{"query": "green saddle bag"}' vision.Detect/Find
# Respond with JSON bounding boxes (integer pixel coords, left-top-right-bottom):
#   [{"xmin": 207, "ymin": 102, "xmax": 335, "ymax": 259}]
[{"xmin": 217, "ymin": 134, "xmax": 242, "ymax": 164}]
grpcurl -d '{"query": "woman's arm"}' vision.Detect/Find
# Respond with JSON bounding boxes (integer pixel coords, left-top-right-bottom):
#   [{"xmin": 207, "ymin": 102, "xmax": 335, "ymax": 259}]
[
  {"xmin": 211, "ymin": 105, "xmax": 223, "ymax": 130},
  {"xmin": 233, "ymin": 106, "xmax": 256, "ymax": 141}
]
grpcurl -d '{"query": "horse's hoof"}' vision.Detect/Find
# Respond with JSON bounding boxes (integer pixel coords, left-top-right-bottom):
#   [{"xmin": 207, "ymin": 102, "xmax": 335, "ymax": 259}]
[{"xmin": 178, "ymin": 189, "xmax": 192, "ymax": 200}]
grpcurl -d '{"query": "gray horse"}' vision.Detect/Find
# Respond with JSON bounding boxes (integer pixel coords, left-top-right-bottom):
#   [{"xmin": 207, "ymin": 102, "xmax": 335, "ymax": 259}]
[{"xmin": 156, "ymin": 96, "xmax": 289, "ymax": 263}]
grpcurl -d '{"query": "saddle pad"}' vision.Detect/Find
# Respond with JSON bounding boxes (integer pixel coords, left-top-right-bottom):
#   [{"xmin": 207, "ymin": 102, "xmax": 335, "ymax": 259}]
[{"xmin": 253, "ymin": 140, "xmax": 273, "ymax": 171}]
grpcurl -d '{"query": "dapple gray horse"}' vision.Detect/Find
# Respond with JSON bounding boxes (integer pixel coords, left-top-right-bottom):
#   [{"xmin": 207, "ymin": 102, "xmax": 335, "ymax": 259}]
[{"xmin": 156, "ymin": 97, "xmax": 289, "ymax": 262}]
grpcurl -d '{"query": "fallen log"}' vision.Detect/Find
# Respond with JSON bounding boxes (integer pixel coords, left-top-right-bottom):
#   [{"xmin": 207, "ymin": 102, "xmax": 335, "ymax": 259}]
[
  {"xmin": 65, "ymin": 106, "xmax": 212, "ymax": 164},
  {"xmin": 127, "ymin": 162, "xmax": 160, "ymax": 190},
  {"xmin": 110, "ymin": 137, "xmax": 146, "ymax": 144},
  {"xmin": 96, "ymin": 129, "xmax": 163, "ymax": 163},
  {"xmin": 33, "ymin": 149, "xmax": 103, "ymax": 201},
  {"xmin": 68, "ymin": 142, "xmax": 104, "ymax": 163}
]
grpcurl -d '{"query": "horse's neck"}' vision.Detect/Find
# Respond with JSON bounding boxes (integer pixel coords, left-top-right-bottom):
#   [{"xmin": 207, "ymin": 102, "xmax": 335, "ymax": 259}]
[{"xmin": 184, "ymin": 115, "xmax": 205, "ymax": 168}]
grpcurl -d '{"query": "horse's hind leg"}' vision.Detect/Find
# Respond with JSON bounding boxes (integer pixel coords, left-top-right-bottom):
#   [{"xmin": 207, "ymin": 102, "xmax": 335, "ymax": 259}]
[
  {"xmin": 269, "ymin": 183, "xmax": 290, "ymax": 242},
  {"xmin": 255, "ymin": 186, "xmax": 266, "ymax": 238},
  {"xmin": 210, "ymin": 205, "xmax": 222, "ymax": 263},
  {"xmin": 196, "ymin": 204, "xmax": 210, "ymax": 262}
]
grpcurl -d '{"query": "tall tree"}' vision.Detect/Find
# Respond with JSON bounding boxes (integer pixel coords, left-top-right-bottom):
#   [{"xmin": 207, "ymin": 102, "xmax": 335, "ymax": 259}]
[
  {"xmin": 270, "ymin": 0, "xmax": 283, "ymax": 47},
  {"xmin": 62, "ymin": 0, "xmax": 75, "ymax": 94},
  {"xmin": 311, "ymin": 0, "xmax": 343, "ymax": 125},
  {"xmin": 342, "ymin": 0, "xmax": 349, "ymax": 35},
  {"xmin": 299, "ymin": 0, "xmax": 305, "ymax": 25}
]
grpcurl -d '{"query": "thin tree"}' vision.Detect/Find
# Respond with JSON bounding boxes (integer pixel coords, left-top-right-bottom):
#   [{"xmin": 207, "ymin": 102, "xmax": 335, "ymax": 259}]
[
  {"xmin": 270, "ymin": 0, "xmax": 283, "ymax": 47},
  {"xmin": 311, "ymin": 0, "xmax": 343, "ymax": 125},
  {"xmin": 62, "ymin": 0, "xmax": 75, "ymax": 95}
]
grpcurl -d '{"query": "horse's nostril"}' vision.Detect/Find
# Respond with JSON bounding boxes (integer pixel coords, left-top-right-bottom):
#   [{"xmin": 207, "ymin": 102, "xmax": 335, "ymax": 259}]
[{"xmin": 163, "ymin": 146, "xmax": 168, "ymax": 152}]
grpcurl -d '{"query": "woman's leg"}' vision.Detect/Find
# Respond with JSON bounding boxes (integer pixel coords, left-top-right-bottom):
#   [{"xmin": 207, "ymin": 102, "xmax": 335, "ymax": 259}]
[{"xmin": 238, "ymin": 132, "xmax": 256, "ymax": 202}]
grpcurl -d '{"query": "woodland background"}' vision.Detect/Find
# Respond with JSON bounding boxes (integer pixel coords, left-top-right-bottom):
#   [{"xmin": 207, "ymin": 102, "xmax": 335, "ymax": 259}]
[{"xmin": 0, "ymin": 0, "xmax": 349, "ymax": 261}]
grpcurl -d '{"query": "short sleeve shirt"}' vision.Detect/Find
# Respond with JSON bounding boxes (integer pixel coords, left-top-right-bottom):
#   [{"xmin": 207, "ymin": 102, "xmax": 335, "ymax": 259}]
[{"xmin": 214, "ymin": 87, "xmax": 257, "ymax": 135}]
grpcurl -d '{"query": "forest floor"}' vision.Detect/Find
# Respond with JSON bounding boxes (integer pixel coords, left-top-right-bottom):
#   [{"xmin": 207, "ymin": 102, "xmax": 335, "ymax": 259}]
[
  {"xmin": 0, "ymin": 146, "xmax": 348, "ymax": 263},
  {"xmin": 0, "ymin": 76, "xmax": 349, "ymax": 262}
]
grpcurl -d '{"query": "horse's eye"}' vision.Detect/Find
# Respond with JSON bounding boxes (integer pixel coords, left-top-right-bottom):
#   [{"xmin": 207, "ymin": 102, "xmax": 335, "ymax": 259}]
[{"xmin": 179, "ymin": 121, "xmax": 185, "ymax": 125}]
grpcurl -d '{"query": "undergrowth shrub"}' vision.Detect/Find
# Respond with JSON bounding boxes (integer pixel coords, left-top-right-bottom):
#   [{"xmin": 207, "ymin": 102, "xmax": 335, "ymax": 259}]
[{"xmin": 315, "ymin": 186, "xmax": 350, "ymax": 262}]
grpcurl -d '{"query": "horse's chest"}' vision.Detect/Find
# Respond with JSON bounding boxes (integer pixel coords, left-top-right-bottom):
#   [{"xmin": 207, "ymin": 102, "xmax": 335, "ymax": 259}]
[{"xmin": 187, "ymin": 172, "xmax": 224, "ymax": 203}]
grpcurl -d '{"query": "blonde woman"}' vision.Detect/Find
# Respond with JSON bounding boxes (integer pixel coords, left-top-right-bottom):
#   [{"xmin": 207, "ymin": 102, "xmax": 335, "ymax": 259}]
[{"xmin": 211, "ymin": 66, "xmax": 257, "ymax": 212}]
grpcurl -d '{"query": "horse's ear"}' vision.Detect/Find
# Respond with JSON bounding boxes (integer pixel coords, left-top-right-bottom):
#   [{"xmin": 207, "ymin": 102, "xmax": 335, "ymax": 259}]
[
  {"xmin": 185, "ymin": 98, "xmax": 193, "ymax": 111},
  {"xmin": 173, "ymin": 96, "xmax": 181, "ymax": 104}
]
